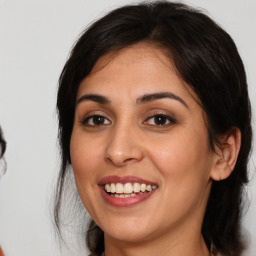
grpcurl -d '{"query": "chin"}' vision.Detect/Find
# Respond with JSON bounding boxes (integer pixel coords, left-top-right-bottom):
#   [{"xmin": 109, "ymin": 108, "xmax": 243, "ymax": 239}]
[
  {"xmin": 105, "ymin": 228, "xmax": 154, "ymax": 244},
  {"xmin": 100, "ymin": 217, "xmax": 158, "ymax": 243}
]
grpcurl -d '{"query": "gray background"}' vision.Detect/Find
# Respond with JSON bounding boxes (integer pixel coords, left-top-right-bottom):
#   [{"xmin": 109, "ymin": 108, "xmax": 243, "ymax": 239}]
[{"xmin": 0, "ymin": 0, "xmax": 255, "ymax": 255}]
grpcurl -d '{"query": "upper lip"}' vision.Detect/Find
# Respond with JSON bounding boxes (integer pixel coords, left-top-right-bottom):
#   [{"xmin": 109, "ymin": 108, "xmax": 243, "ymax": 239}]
[{"xmin": 98, "ymin": 175, "xmax": 157, "ymax": 186}]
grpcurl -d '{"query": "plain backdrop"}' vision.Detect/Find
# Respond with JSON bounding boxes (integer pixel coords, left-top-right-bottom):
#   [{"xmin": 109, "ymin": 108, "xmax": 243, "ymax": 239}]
[{"xmin": 0, "ymin": 0, "xmax": 255, "ymax": 255}]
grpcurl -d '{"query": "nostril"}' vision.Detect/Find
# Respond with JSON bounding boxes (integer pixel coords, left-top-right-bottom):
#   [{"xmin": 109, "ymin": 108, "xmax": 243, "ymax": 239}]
[
  {"xmin": 105, "ymin": 157, "xmax": 113, "ymax": 164},
  {"xmin": 124, "ymin": 158, "xmax": 136, "ymax": 163},
  {"xmin": 105, "ymin": 156, "xmax": 133, "ymax": 165}
]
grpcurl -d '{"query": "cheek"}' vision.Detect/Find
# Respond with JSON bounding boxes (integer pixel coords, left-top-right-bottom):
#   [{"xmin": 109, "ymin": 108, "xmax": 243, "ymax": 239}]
[
  {"xmin": 146, "ymin": 129, "xmax": 212, "ymax": 222},
  {"xmin": 70, "ymin": 130, "xmax": 102, "ymax": 178},
  {"xmin": 148, "ymin": 127, "xmax": 212, "ymax": 184},
  {"xmin": 69, "ymin": 131, "xmax": 104, "ymax": 214},
  {"xmin": 70, "ymin": 133, "xmax": 104, "ymax": 205}
]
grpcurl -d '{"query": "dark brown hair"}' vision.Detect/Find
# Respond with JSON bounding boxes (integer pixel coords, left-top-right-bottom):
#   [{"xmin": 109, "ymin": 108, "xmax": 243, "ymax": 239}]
[
  {"xmin": 0, "ymin": 127, "xmax": 6, "ymax": 158},
  {"xmin": 54, "ymin": 1, "xmax": 252, "ymax": 255}
]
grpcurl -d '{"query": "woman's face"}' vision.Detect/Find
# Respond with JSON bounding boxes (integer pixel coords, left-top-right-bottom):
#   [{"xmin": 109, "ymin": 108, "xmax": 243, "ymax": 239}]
[{"xmin": 70, "ymin": 44, "xmax": 215, "ymax": 244}]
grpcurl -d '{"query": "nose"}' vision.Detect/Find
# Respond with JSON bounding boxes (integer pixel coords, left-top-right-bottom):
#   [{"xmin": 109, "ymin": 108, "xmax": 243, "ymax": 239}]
[{"xmin": 104, "ymin": 124, "xmax": 144, "ymax": 167}]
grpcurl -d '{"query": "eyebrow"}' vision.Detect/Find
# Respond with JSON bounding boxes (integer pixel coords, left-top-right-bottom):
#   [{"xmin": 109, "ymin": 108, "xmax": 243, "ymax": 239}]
[
  {"xmin": 76, "ymin": 92, "xmax": 188, "ymax": 108},
  {"xmin": 76, "ymin": 94, "xmax": 110, "ymax": 105},
  {"xmin": 137, "ymin": 92, "xmax": 188, "ymax": 108}
]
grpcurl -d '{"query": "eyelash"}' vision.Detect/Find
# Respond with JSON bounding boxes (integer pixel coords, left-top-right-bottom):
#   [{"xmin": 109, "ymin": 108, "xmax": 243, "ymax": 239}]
[
  {"xmin": 144, "ymin": 114, "xmax": 177, "ymax": 127},
  {"xmin": 81, "ymin": 115, "xmax": 111, "ymax": 126},
  {"xmin": 81, "ymin": 114, "xmax": 176, "ymax": 127}
]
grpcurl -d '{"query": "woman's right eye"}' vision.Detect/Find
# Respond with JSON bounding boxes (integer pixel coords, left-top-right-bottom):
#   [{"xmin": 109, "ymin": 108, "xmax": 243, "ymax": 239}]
[{"xmin": 82, "ymin": 115, "xmax": 111, "ymax": 126}]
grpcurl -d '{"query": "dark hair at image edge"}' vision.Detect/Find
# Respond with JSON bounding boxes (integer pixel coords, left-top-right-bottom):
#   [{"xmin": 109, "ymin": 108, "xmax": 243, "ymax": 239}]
[
  {"xmin": 54, "ymin": 1, "xmax": 252, "ymax": 256},
  {"xmin": 0, "ymin": 127, "xmax": 6, "ymax": 158}
]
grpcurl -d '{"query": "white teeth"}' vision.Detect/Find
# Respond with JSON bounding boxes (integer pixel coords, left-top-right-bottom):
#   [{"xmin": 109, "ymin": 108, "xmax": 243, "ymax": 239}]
[
  {"xmin": 140, "ymin": 183, "xmax": 146, "ymax": 192},
  {"xmin": 116, "ymin": 183, "xmax": 124, "ymax": 193},
  {"xmin": 104, "ymin": 182, "xmax": 158, "ymax": 194},
  {"xmin": 110, "ymin": 183, "xmax": 116, "ymax": 193},
  {"xmin": 146, "ymin": 185, "xmax": 152, "ymax": 192},
  {"xmin": 134, "ymin": 183, "xmax": 141, "ymax": 193},
  {"xmin": 124, "ymin": 183, "xmax": 133, "ymax": 193},
  {"xmin": 105, "ymin": 184, "xmax": 111, "ymax": 193},
  {"xmin": 111, "ymin": 193, "xmax": 136, "ymax": 198}
]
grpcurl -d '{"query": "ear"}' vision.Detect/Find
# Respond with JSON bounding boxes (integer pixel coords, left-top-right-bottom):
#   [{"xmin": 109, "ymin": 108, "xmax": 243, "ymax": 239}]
[{"xmin": 210, "ymin": 127, "xmax": 241, "ymax": 181}]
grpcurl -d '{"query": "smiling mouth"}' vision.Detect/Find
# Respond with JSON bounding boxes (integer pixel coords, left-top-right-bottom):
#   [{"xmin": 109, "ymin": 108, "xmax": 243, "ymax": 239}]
[{"xmin": 104, "ymin": 182, "xmax": 158, "ymax": 198}]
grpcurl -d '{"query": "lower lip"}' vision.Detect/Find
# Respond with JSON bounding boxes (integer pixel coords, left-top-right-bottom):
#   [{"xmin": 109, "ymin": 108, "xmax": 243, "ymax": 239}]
[{"xmin": 99, "ymin": 186, "xmax": 157, "ymax": 207}]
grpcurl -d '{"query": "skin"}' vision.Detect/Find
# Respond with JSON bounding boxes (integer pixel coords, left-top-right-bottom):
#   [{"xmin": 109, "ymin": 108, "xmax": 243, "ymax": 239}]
[{"xmin": 70, "ymin": 44, "xmax": 240, "ymax": 256}]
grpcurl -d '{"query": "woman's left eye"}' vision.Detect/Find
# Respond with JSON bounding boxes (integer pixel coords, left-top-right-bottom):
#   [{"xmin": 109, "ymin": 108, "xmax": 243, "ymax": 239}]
[
  {"xmin": 82, "ymin": 115, "xmax": 111, "ymax": 126},
  {"xmin": 144, "ymin": 114, "xmax": 176, "ymax": 126}
]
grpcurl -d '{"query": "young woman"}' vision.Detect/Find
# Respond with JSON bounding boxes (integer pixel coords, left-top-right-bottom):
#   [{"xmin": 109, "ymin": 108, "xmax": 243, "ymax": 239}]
[{"xmin": 54, "ymin": 1, "xmax": 252, "ymax": 256}]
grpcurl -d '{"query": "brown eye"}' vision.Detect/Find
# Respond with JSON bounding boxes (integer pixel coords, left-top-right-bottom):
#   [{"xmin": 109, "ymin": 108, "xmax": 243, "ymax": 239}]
[
  {"xmin": 92, "ymin": 116, "xmax": 105, "ymax": 125},
  {"xmin": 153, "ymin": 116, "xmax": 168, "ymax": 125},
  {"xmin": 145, "ymin": 114, "xmax": 176, "ymax": 126},
  {"xmin": 82, "ymin": 115, "xmax": 111, "ymax": 126}
]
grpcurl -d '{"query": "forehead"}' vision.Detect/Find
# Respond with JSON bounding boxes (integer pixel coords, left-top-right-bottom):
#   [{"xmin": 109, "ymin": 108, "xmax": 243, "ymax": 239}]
[
  {"xmin": 77, "ymin": 43, "xmax": 197, "ymax": 104},
  {"xmin": 91, "ymin": 43, "xmax": 174, "ymax": 73}
]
